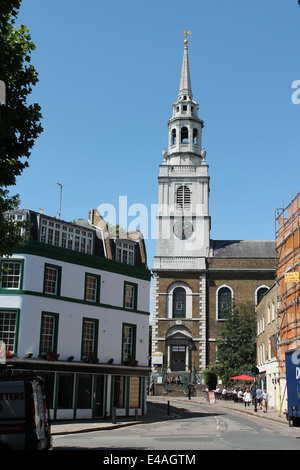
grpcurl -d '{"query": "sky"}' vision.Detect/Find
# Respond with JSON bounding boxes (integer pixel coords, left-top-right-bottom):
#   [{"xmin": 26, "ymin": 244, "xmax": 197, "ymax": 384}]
[{"xmin": 11, "ymin": 0, "xmax": 300, "ymax": 276}]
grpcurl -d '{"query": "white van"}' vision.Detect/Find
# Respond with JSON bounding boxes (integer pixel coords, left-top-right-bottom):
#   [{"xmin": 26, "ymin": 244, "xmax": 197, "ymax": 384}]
[{"xmin": 0, "ymin": 377, "xmax": 52, "ymax": 450}]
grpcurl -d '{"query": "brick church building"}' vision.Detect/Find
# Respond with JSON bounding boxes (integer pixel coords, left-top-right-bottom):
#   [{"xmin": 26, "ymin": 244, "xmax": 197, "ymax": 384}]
[{"xmin": 151, "ymin": 32, "xmax": 277, "ymax": 376}]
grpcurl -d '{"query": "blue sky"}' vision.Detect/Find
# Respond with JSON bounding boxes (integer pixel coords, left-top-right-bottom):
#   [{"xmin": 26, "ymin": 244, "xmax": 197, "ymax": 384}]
[{"xmin": 13, "ymin": 0, "xmax": 300, "ymax": 271}]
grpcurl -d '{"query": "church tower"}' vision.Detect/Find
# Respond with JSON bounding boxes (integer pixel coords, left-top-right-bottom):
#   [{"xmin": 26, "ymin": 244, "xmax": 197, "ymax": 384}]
[{"xmin": 152, "ymin": 31, "xmax": 210, "ymax": 377}]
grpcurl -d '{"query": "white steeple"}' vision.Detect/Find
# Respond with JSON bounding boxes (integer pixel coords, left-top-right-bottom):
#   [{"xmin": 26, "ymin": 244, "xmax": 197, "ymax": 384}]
[
  {"xmin": 178, "ymin": 31, "xmax": 193, "ymax": 100},
  {"xmin": 166, "ymin": 31, "xmax": 204, "ymax": 160},
  {"xmin": 154, "ymin": 30, "xmax": 210, "ymax": 266}
]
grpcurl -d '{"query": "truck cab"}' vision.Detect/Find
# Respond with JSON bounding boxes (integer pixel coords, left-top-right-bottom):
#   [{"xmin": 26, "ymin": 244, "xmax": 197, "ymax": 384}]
[{"xmin": 0, "ymin": 375, "xmax": 52, "ymax": 450}]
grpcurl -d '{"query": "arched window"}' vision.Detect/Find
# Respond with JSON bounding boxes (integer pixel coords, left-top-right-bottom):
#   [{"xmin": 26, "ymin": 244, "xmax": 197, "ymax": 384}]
[
  {"xmin": 181, "ymin": 127, "xmax": 189, "ymax": 143},
  {"xmin": 193, "ymin": 128, "xmax": 198, "ymax": 144},
  {"xmin": 218, "ymin": 286, "xmax": 232, "ymax": 320},
  {"xmin": 176, "ymin": 185, "xmax": 191, "ymax": 210},
  {"xmin": 171, "ymin": 129, "xmax": 176, "ymax": 145},
  {"xmin": 256, "ymin": 287, "xmax": 269, "ymax": 305},
  {"xmin": 173, "ymin": 287, "xmax": 186, "ymax": 318}
]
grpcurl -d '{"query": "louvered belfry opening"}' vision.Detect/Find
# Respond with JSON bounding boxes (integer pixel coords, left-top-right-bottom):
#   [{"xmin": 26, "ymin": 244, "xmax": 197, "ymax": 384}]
[{"xmin": 176, "ymin": 185, "xmax": 191, "ymax": 210}]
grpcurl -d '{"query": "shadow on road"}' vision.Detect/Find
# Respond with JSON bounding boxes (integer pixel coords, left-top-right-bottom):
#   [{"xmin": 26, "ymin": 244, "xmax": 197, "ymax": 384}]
[{"xmin": 148, "ymin": 400, "xmax": 225, "ymax": 421}]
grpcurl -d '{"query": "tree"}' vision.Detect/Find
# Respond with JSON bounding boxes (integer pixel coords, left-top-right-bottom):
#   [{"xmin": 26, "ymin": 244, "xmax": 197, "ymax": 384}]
[
  {"xmin": 216, "ymin": 302, "xmax": 257, "ymax": 385},
  {"xmin": 0, "ymin": 0, "xmax": 43, "ymax": 256}
]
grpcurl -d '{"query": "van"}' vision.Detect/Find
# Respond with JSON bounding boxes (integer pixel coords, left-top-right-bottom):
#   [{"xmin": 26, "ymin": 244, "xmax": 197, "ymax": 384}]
[{"xmin": 0, "ymin": 377, "xmax": 52, "ymax": 450}]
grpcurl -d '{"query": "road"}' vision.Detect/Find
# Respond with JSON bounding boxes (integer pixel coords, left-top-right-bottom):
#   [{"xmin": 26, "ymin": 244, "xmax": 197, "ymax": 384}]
[{"xmin": 52, "ymin": 399, "xmax": 300, "ymax": 452}]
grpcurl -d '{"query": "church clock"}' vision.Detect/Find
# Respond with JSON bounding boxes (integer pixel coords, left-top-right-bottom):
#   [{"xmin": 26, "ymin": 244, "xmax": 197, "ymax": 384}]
[{"xmin": 173, "ymin": 219, "xmax": 193, "ymax": 240}]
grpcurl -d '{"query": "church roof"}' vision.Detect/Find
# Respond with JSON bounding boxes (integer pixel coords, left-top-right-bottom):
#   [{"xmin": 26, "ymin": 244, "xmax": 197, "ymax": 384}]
[{"xmin": 211, "ymin": 240, "xmax": 277, "ymax": 258}]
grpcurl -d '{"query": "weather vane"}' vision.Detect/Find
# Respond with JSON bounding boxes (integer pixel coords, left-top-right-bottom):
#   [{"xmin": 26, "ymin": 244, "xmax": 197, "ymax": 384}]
[{"xmin": 181, "ymin": 28, "xmax": 192, "ymax": 45}]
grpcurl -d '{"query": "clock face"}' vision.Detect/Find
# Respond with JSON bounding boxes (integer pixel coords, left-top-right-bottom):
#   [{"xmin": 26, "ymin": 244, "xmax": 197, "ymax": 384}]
[{"xmin": 173, "ymin": 219, "xmax": 193, "ymax": 240}]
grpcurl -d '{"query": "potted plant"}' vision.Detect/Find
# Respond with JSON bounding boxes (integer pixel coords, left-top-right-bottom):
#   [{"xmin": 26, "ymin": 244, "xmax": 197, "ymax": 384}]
[{"xmin": 124, "ymin": 355, "xmax": 138, "ymax": 367}]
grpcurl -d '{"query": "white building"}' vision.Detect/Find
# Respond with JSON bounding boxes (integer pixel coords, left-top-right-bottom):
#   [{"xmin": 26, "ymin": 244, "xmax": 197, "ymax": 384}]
[
  {"xmin": 256, "ymin": 284, "xmax": 287, "ymax": 414},
  {"xmin": 0, "ymin": 209, "xmax": 151, "ymax": 420}
]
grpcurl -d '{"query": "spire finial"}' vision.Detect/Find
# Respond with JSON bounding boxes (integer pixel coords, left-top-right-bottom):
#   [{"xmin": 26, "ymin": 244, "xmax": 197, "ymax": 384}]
[{"xmin": 181, "ymin": 28, "xmax": 192, "ymax": 45}]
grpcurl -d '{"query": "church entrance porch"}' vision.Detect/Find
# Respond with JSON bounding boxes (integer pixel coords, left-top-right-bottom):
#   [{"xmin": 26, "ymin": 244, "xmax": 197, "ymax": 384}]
[{"xmin": 166, "ymin": 325, "xmax": 192, "ymax": 373}]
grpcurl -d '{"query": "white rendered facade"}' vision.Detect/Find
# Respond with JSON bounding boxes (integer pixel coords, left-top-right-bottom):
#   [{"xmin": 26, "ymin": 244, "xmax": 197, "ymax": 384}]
[{"xmin": 0, "ymin": 210, "xmax": 151, "ymax": 420}]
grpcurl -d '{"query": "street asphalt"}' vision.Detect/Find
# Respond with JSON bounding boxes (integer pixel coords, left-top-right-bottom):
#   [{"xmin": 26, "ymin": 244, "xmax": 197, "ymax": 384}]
[{"xmin": 51, "ymin": 394, "xmax": 290, "ymax": 436}]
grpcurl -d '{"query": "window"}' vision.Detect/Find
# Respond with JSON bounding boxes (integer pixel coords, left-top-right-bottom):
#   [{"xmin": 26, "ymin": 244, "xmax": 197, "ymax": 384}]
[
  {"xmin": 257, "ymin": 287, "xmax": 269, "ymax": 305},
  {"xmin": 181, "ymin": 126, "xmax": 189, "ymax": 143},
  {"xmin": 57, "ymin": 373, "xmax": 74, "ymax": 409},
  {"xmin": 193, "ymin": 128, "xmax": 198, "ymax": 144},
  {"xmin": 40, "ymin": 218, "xmax": 93, "ymax": 255},
  {"xmin": 81, "ymin": 318, "xmax": 98, "ymax": 359},
  {"xmin": 44, "ymin": 264, "xmax": 61, "ymax": 296},
  {"xmin": 173, "ymin": 287, "xmax": 186, "ymax": 318},
  {"xmin": 217, "ymin": 286, "xmax": 232, "ymax": 320},
  {"xmin": 0, "ymin": 310, "xmax": 19, "ymax": 354},
  {"xmin": 113, "ymin": 376, "xmax": 125, "ymax": 408},
  {"xmin": 122, "ymin": 323, "xmax": 136, "ymax": 362},
  {"xmin": 172, "ymin": 129, "xmax": 176, "ymax": 144},
  {"xmin": 124, "ymin": 282, "xmax": 137, "ymax": 310},
  {"xmin": 39, "ymin": 312, "xmax": 59, "ymax": 355},
  {"xmin": 0, "ymin": 260, "xmax": 23, "ymax": 289},
  {"xmin": 116, "ymin": 241, "xmax": 135, "ymax": 265},
  {"xmin": 84, "ymin": 274, "xmax": 100, "ymax": 302},
  {"xmin": 76, "ymin": 374, "xmax": 92, "ymax": 409},
  {"xmin": 176, "ymin": 185, "xmax": 191, "ymax": 210}
]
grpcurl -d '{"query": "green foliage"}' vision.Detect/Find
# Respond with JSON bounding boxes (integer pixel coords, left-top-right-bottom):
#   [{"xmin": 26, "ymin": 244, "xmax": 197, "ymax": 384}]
[
  {"xmin": 216, "ymin": 302, "xmax": 257, "ymax": 385},
  {"xmin": 0, "ymin": 1, "xmax": 43, "ymax": 256},
  {"xmin": 202, "ymin": 367, "xmax": 218, "ymax": 390}
]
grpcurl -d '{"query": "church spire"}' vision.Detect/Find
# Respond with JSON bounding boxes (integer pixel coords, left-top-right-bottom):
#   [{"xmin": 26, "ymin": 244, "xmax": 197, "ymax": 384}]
[
  {"xmin": 166, "ymin": 29, "xmax": 204, "ymax": 159},
  {"xmin": 179, "ymin": 29, "xmax": 193, "ymax": 100}
]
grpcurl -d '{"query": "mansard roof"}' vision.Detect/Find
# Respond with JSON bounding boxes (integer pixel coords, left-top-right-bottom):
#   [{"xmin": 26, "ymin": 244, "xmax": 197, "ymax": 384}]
[{"xmin": 211, "ymin": 239, "xmax": 277, "ymax": 259}]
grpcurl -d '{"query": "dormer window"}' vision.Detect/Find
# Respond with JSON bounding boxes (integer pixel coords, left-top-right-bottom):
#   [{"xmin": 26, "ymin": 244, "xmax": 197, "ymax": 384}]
[{"xmin": 116, "ymin": 241, "xmax": 135, "ymax": 265}]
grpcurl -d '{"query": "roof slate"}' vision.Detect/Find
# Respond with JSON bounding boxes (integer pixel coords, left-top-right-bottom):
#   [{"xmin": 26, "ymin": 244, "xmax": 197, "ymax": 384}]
[{"xmin": 211, "ymin": 240, "xmax": 277, "ymax": 258}]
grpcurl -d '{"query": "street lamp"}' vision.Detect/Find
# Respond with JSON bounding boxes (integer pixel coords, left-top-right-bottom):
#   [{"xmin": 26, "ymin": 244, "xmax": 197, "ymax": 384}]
[{"xmin": 252, "ymin": 366, "xmax": 260, "ymax": 412}]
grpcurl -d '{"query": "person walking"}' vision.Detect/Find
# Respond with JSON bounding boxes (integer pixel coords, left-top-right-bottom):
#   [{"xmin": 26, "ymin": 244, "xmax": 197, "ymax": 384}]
[
  {"xmin": 243, "ymin": 389, "xmax": 252, "ymax": 408},
  {"xmin": 250, "ymin": 384, "xmax": 256, "ymax": 405},
  {"xmin": 256, "ymin": 386, "xmax": 263, "ymax": 410},
  {"xmin": 262, "ymin": 388, "xmax": 270, "ymax": 413}
]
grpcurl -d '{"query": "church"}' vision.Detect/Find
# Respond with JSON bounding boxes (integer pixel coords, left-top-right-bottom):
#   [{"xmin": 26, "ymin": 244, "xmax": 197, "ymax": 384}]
[{"xmin": 151, "ymin": 32, "xmax": 277, "ymax": 377}]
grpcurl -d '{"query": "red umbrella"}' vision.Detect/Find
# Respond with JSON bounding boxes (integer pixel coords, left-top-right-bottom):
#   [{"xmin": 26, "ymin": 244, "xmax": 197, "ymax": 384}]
[{"xmin": 229, "ymin": 374, "xmax": 255, "ymax": 381}]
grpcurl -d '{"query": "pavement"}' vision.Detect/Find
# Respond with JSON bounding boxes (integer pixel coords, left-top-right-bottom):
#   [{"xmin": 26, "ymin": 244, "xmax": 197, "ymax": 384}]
[{"xmin": 51, "ymin": 394, "xmax": 291, "ymax": 436}]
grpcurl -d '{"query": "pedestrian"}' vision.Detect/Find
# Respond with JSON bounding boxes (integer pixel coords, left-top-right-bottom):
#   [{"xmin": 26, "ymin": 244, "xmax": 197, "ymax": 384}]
[
  {"xmin": 262, "ymin": 388, "xmax": 270, "ymax": 413},
  {"xmin": 256, "ymin": 386, "xmax": 263, "ymax": 410},
  {"xmin": 221, "ymin": 386, "xmax": 227, "ymax": 400},
  {"xmin": 243, "ymin": 389, "xmax": 252, "ymax": 408},
  {"xmin": 250, "ymin": 384, "xmax": 256, "ymax": 405},
  {"xmin": 188, "ymin": 383, "xmax": 193, "ymax": 400}
]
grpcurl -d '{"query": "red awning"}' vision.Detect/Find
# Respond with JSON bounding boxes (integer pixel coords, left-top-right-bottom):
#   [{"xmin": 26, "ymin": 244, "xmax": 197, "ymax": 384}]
[{"xmin": 229, "ymin": 374, "xmax": 256, "ymax": 381}]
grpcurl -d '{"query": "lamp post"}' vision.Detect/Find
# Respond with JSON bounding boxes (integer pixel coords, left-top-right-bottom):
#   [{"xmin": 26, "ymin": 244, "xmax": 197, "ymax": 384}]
[{"xmin": 252, "ymin": 366, "xmax": 260, "ymax": 412}]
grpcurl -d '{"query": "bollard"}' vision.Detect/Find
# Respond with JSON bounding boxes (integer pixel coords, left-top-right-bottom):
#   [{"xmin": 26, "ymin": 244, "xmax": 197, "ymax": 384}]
[
  {"xmin": 135, "ymin": 408, "xmax": 138, "ymax": 421},
  {"xmin": 167, "ymin": 400, "xmax": 170, "ymax": 415}
]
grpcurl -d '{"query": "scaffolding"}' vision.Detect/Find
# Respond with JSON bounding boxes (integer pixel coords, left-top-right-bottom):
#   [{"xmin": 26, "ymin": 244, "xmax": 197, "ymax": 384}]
[{"xmin": 275, "ymin": 191, "xmax": 300, "ymax": 372}]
